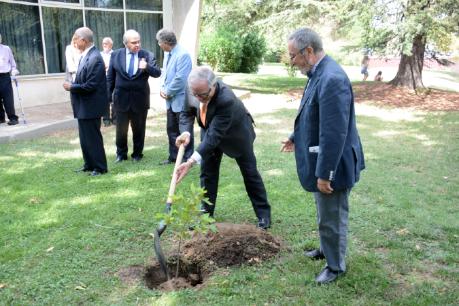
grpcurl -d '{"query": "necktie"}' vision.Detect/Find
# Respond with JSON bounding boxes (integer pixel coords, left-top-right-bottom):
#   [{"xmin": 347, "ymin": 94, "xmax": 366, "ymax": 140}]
[
  {"xmin": 200, "ymin": 103, "xmax": 208, "ymax": 126},
  {"xmin": 128, "ymin": 52, "xmax": 135, "ymax": 76}
]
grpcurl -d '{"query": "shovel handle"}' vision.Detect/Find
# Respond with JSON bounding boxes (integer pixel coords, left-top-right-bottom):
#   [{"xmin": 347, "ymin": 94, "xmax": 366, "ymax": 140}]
[{"xmin": 166, "ymin": 144, "xmax": 185, "ymax": 203}]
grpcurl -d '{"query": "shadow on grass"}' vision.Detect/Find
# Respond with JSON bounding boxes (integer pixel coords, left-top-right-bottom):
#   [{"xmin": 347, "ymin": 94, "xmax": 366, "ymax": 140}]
[{"xmin": 1, "ymin": 102, "xmax": 457, "ymax": 304}]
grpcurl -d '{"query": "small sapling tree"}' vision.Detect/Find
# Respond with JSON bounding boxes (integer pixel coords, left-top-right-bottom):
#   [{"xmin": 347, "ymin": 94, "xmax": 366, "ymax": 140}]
[{"xmin": 155, "ymin": 184, "xmax": 217, "ymax": 278}]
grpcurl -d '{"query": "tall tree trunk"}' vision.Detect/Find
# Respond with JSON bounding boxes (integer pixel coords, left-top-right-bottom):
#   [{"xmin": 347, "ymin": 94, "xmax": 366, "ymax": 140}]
[{"xmin": 389, "ymin": 34, "xmax": 426, "ymax": 90}]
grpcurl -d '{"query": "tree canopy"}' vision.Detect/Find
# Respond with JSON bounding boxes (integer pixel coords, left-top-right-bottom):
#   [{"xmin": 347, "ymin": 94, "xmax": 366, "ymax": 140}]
[{"xmin": 201, "ymin": 0, "xmax": 459, "ymax": 89}]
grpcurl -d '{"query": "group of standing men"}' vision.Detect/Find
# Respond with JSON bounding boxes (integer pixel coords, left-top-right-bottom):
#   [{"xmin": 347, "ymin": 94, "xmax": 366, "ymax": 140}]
[{"xmin": 63, "ymin": 26, "xmax": 365, "ymax": 285}]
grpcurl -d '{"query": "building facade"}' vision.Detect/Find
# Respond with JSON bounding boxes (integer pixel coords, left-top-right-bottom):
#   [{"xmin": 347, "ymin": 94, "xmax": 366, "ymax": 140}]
[{"xmin": 0, "ymin": 0, "xmax": 202, "ymax": 108}]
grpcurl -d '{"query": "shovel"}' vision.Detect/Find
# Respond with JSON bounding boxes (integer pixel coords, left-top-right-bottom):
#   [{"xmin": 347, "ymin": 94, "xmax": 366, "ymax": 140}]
[{"xmin": 153, "ymin": 143, "xmax": 185, "ymax": 279}]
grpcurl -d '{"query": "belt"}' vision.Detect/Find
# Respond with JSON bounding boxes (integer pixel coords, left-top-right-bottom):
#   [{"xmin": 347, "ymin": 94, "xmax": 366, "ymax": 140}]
[{"xmin": 0, "ymin": 72, "xmax": 10, "ymax": 77}]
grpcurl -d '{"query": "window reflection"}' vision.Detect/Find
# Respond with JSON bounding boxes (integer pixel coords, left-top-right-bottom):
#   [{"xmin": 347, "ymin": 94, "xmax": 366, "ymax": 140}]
[
  {"xmin": 86, "ymin": 11, "xmax": 124, "ymax": 49},
  {"xmin": 85, "ymin": 0, "xmax": 122, "ymax": 9},
  {"xmin": 0, "ymin": 1, "xmax": 164, "ymax": 75},
  {"xmin": 45, "ymin": 0, "xmax": 80, "ymax": 3},
  {"xmin": 42, "ymin": 7, "xmax": 83, "ymax": 73},
  {"xmin": 126, "ymin": 12, "xmax": 163, "ymax": 61},
  {"xmin": 0, "ymin": 2, "xmax": 44, "ymax": 74},
  {"xmin": 126, "ymin": 0, "xmax": 162, "ymax": 11},
  {"xmin": 11, "ymin": 0, "xmax": 37, "ymax": 3}
]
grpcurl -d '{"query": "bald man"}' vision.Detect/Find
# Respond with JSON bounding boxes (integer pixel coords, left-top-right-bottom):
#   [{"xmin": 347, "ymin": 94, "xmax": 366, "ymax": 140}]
[{"xmin": 63, "ymin": 27, "xmax": 108, "ymax": 176}]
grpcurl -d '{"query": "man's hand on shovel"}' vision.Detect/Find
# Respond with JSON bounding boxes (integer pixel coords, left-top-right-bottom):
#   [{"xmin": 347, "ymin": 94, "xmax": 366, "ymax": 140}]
[{"xmin": 175, "ymin": 132, "xmax": 194, "ymax": 183}]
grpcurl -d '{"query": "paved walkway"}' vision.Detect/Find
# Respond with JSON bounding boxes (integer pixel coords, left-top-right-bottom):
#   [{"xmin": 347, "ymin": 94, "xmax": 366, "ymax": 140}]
[
  {"xmin": 0, "ymin": 89, "xmax": 251, "ymax": 144},
  {"xmin": 0, "ymin": 102, "xmax": 76, "ymax": 143}
]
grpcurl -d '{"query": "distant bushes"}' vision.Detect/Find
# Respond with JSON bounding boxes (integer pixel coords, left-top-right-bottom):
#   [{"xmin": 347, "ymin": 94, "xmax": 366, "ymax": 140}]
[{"xmin": 199, "ymin": 25, "xmax": 266, "ymax": 73}]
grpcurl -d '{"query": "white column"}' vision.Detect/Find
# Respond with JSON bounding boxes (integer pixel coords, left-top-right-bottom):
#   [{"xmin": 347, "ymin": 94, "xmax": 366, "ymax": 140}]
[{"xmin": 163, "ymin": 0, "xmax": 202, "ymax": 66}]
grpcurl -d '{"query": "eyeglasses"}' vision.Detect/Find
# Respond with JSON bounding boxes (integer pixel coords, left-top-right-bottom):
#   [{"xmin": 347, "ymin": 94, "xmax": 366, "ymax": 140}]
[
  {"xmin": 289, "ymin": 47, "xmax": 306, "ymax": 61},
  {"xmin": 192, "ymin": 88, "xmax": 212, "ymax": 98}
]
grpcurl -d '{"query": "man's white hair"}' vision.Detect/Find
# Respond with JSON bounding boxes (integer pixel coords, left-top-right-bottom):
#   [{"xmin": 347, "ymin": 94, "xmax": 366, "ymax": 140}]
[
  {"xmin": 188, "ymin": 66, "xmax": 218, "ymax": 88},
  {"xmin": 123, "ymin": 29, "xmax": 140, "ymax": 45}
]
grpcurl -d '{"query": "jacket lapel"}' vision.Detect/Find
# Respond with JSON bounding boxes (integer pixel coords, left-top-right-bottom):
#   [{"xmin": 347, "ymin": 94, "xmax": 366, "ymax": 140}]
[
  {"xmin": 119, "ymin": 48, "xmax": 130, "ymax": 78},
  {"xmin": 296, "ymin": 56, "xmax": 329, "ymax": 116},
  {"xmin": 76, "ymin": 46, "xmax": 94, "ymax": 80}
]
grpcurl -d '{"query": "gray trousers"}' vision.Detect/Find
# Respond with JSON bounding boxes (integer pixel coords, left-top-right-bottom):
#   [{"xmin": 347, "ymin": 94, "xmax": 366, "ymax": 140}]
[{"xmin": 313, "ymin": 188, "xmax": 350, "ymax": 272}]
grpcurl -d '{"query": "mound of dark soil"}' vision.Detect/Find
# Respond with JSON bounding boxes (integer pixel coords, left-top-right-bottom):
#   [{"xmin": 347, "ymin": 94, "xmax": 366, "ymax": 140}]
[{"xmin": 140, "ymin": 223, "xmax": 283, "ymax": 291}]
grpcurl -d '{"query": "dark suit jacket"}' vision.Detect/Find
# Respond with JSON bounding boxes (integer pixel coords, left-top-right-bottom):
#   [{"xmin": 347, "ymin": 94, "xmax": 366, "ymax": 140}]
[
  {"xmin": 70, "ymin": 46, "xmax": 108, "ymax": 119},
  {"xmin": 293, "ymin": 55, "xmax": 365, "ymax": 192},
  {"xmin": 107, "ymin": 48, "xmax": 161, "ymax": 113},
  {"xmin": 183, "ymin": 81, "xmax": 255, "ymax": 158}
]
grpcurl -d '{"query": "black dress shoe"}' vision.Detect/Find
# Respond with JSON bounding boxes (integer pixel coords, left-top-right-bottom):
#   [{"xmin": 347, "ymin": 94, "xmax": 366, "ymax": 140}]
[
  {"xmin": 159, "ymin": 159, "xmax": 174, "ymax": 165},
  {"xmin": 304, "ymin": 249, "xmax": 325, "ymax": 260},
  {"xmin": 257, "ymin": 217, "xmax": 271, "ymax": 230},
  {"xmin": 7, "ymin": 119, "xmax": 19, "ymax": 125},
  {"xmin": 132, "ymin": 156, "xmax": 142, "ymax": 162},
  {"xmin": 74, "ymin": 166, "xmax": 91, "ymax": 173},
  {"xmin": 199, "ymin": 204, "xmax": 214, "ymax": 218},
  {"xmin": 115, "ymin": 156, "xmax": 127, "ymax": 163},
  {"xmin": 315, "ymin": 267, "xmax": 344, "ymax": 285},
  {"xmin": 89, "ymin": 170, "xmax": 107, "ymax": 176}
]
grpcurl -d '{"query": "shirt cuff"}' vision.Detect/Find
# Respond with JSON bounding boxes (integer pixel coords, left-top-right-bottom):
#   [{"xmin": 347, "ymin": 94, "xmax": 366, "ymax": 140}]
[{"xmin": 189, "ymin": 151, "xmax": 202, "ymax": 165}]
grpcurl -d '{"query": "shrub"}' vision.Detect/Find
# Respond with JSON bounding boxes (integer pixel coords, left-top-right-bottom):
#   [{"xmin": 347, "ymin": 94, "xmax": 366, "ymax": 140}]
[
  {"xmin": 239, "ymin": 31, "xmax": 267, "ymax": 73},
  {"xmin": 199, "ymin": 26, "xmax": 242, "ymax": 72},
  {"xmin": 280, "ymin": 52, "xmax": 297, "ymax": 77},
  {"xmin": 264, "ymin": 48, "xmax": 283, "ymax": 63},
  {"xmin": 199, "ymin": 25, "xmax": 266, "ymax": 73}
]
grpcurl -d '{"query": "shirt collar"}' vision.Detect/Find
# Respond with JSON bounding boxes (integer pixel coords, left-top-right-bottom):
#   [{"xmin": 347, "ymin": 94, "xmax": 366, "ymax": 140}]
[
  {"xmin": 308, "ymin": 54, "xmax": 326, "ymax": 78},
  {"xmin": 126, "ymin": 48, "xmax": 137, "ymax": 55},
  {"xmin": 80, "ymin": 44, "xmax": 94, "ymax": 59}
]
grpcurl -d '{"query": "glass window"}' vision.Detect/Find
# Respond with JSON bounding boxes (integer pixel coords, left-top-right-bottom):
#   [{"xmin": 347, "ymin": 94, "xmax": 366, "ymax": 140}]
[
  {"xmin": 42, "ymin": 7, "xmax": 83, "ymax": 73},
  {"xmin": 126, "ymin": 0, "xmax": 162, "ymax": 11},
  {"xmin": 43, "ymin": 0, "xmax": 80, "ymax": 3},
  {"xmin": 126, "ymin": 13, "xmax": 163, "ymax": 62},
  {"xmin": 0, "ymin": 2, "xmax": 45, "ymax": 75},
  {"xmin": 12, "ymin": 0, "xmax": 38, "ymax": 3},
  {"xmin": 85, "ymin": 10, "xmax": 124, "ymax": 50},
  {"xmin": 84, "ymin": 0, "xmax": 122, "ymax": 9}
]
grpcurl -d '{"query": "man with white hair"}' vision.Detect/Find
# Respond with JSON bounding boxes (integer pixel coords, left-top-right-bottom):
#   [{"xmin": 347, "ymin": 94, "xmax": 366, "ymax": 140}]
[
  {"xmin": 175, "ymin": 66, "xmax": 272, "ymax": 230},
  {"xmin": 107, "ymin": 29, "xmax": 161, "ymax": 162},
  {"xmin": 100, "ymin": 36, "xmax": 114, "ymax": 126},
  {"xmin": 0, "ymin": 33, "xmax": 20, "ymax": 125}
]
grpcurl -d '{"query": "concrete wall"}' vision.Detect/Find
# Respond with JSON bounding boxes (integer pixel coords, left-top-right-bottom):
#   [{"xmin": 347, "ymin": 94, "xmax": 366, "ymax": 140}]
[
  {"xmin": 13, "ymin": 0, "xmax": 202, "ymax": 109},
  {"xmin": 163, "ymin": 0, "xmax": 202, "ymax": 66}
]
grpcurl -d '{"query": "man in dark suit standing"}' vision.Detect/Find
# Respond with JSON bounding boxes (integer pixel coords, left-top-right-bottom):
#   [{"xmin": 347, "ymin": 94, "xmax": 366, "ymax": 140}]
[
  {"xmin": 107, "ymin": 29, "xmax": 161, "ymax": 162},
  {"xmin": 281, "ymin": 28, "xmax": 365, "ymax": 284},
  {"xmin": 175, "ymin": 67, "xmax": 271, "ymax": 230},
  {"xmin": 63, "ymin": 27, "xmax": 108, "ymax": 176}
]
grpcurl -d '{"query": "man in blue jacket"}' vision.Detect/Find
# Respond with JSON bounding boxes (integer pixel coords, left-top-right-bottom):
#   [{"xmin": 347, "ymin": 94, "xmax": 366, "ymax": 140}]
[
  {"xmin": 63, "ymin": 27, "xmax": 108, "ymax": 176},
  {"xmin": 156, "ymin": 29, "xmax": 194, "ymax": 164},
  {"xmin": 281, "ymin": 28, "xmax": 365, "ymax": 284}
]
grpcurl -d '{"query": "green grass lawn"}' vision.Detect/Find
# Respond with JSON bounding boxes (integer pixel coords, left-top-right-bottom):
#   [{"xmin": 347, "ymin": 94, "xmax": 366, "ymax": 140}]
[{"xmin": 1, "ymin": 73, "xmax": 458, "ymax": 305}]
